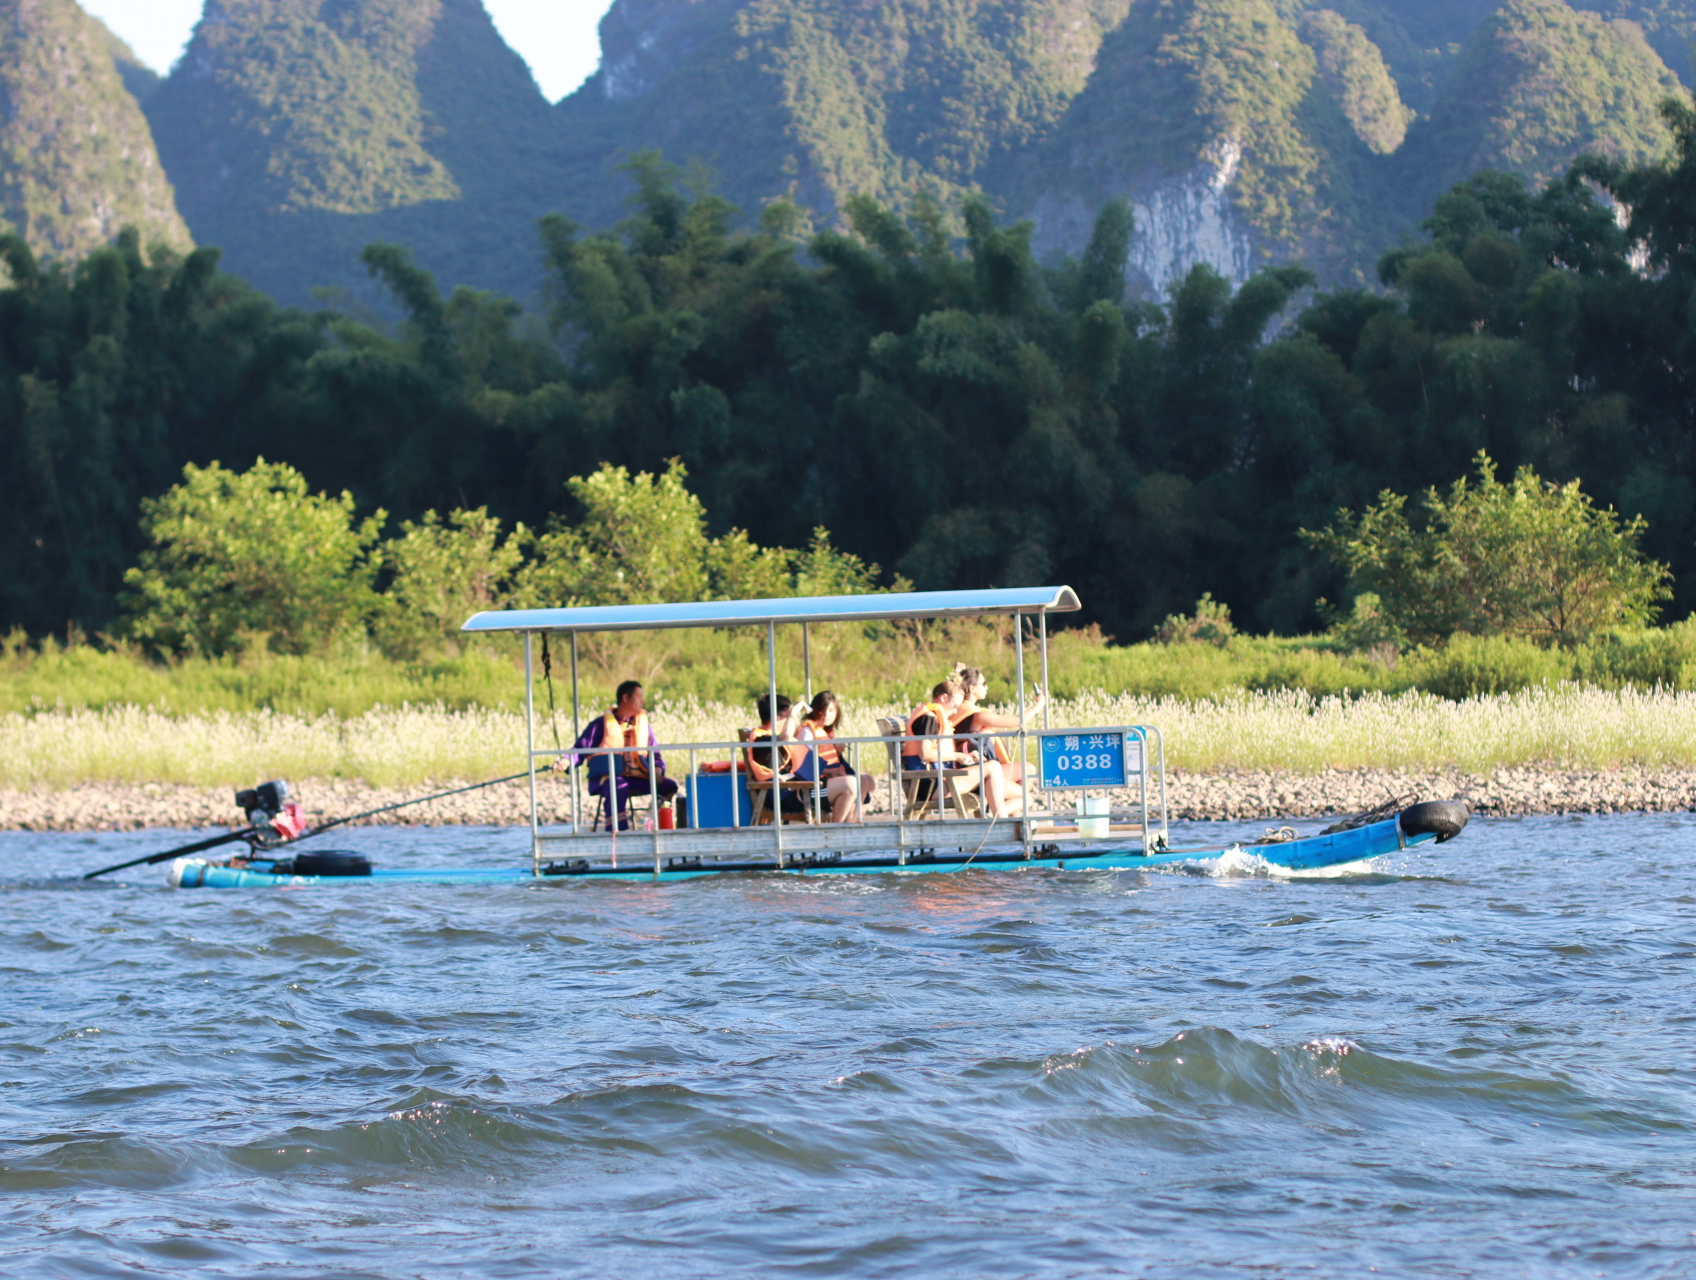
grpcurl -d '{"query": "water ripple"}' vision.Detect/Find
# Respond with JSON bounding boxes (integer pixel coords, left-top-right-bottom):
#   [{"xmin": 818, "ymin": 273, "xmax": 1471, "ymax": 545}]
[{"xmin": 2, "ymin": 814, "xmax": 1695, "ymax": 1277}]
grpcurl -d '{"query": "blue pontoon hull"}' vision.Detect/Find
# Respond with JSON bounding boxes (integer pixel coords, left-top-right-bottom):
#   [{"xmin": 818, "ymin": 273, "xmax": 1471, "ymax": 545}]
[{"xmin": 167, "ymin": 816, "xmax": 1432, "ymax": 887}]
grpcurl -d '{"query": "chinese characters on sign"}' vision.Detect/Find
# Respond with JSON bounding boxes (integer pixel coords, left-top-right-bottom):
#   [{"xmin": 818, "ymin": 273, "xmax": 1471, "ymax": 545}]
[{"xmin": 1038, "ymin": 732, "xmax": 1140, "ymax": 788}]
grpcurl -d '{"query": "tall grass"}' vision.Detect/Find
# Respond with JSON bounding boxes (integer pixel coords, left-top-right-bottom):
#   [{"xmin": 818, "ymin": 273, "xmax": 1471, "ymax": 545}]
[
  {"xmin": 10, "ymin": 620, "xmax": 1696, "ymax": 789},
  {"xmin": 9, "ymin": 620, "xmax": 1696, "ymax": 717},
  {"xmin": 8, "ymin": 686, "xmax": 1696, "ymax": 789}
]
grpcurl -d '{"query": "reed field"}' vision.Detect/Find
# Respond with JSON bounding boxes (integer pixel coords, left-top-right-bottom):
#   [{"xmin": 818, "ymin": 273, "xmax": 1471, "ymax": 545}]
[
  {"xmin": 8, "ymin": 686, "xmax": 1696, "ymax": 789},
  {"xmin": 10, "ymin": 620, "xmax": 1696, "ymax": 789}
]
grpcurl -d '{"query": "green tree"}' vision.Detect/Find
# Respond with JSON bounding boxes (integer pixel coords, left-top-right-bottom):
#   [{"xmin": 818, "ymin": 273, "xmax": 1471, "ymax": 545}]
[
  {"xmin": 516, "ymin": 461, "xmax": 894, "ymax": 608},
  {"xmin": 120, "ymin": 460, "xmax": 384, "ymax": 656},
  {"xmin": 791, "ymin": 529, "xmax": 888, "ymax": 597},
  {"xmin": 1304, "ymin": 452, "xmax": 1670, "ymax": 646},
  {"xmin": 518, "ymin": 460, "xmax": 712, "ymax": 608},
  {"xmin": 0, "ymin": 230, "xmax": 326, "ymax": 639},
  {"xmin": 374, "ymin": 507, "xmax": 529, "ymax": 659}
]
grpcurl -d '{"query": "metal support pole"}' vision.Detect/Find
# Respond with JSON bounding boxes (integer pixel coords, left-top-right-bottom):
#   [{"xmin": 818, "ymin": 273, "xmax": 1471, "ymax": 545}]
[
  {"xmin": 768, "ymin": 621, "xmax": 783, "ymax": 867},
  {"xmin": 1015, "ymin": 612, "xmax": 1029, "ymax": 859},
  {"xmin": 1039, "ymin": 610, "xmax": 1050, "ymax": 731},
  {"xmin": 570, "ymin": 633, "xmax": 581, "ymax": 835},
  {"xmin": 650, "ymin": 741, "xmax": 661, "ymax": 880},
  {"xmin": 1155, "ymin": 727, "xmax": 1169, "ymax": 846},
  {"xmin": 893, "ymin": 734, "xmax": 905, "ymax": 865},
  {"xmin": 525, "ymin": 633, "xmax": 539, "ymax": 874},
  {"xmin": 1038, "ymin": 610, "xmax": 1052, "ymax": 856},
  {"xmin": 853, "ymin": 740, "xmax": 863, "ymax": 824},
  {"xmin": 802, "ymin": 620, "xmax": 818, "ymax": 823},
  {"xmin": 1138, "ymin": 728, "xmax": 1149, "ymax": 852}
]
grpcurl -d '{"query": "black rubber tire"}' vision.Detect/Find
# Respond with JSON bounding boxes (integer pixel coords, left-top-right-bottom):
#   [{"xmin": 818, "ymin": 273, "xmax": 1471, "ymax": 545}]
[
  {"xmin": 291, "ymin": 850, "xmax": 372, "ymax": 877},
  {"xmin": 1398, "ymin": 800, "xmax": 1469, "ymax": 844}
]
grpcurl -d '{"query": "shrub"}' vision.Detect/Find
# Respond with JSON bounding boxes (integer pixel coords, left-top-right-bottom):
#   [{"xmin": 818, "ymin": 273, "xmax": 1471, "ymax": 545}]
[
  {"xmin": 1318, "ymin": 591, "xmax": 1405, "ymax": 655},
  {"xmin": 1571, "ymin": 621, "xmax": 1696, "ymax": 690},
  {"xmin": 1155, "ymin": 593, "xmax": 1236, "ymax": 646},
  {"xmin": 120, "ymin": 460, "xmax": 383, "ymax": 657},
  {"xmin": 374, "ymin": 508, "xmax": 529, "ymax": 660},
  {"xmin": 514, "ymin": 461, "xmax": 887, "ymax": 610},
  {"xmin": 1399, "ymin": 634, "xmax": 1571, "ymax": 699},
  {"xmin": 1304, "ymin": 452, "xmax": 1671, "ymax": 647}
]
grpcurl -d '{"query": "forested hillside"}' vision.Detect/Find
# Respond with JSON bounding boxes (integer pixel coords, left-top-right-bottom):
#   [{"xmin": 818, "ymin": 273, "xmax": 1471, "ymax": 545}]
[
  {"xmin": 554, "ymin": 0, "xmax": 1684, "ymax": 292},
  {"xmin": 0, "ymin": 0, "xmax": 190, "ymax": 264},
  {"xmin": 1396, "ymin": 0, "xmax": 1681, "ymax": 209}
]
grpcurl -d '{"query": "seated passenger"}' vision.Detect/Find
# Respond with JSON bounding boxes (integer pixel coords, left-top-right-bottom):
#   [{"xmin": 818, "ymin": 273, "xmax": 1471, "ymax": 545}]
[
  {"xmin": 901, "ymin": 677, "xmax": 981, "ymax": 808},
  {"xmin": 564, "ymin": 679, "xmax": 678, "ymax": 830},
  {"xmin": 951, "ymin": 665, "xmax": 1045, "ymax": 813},
  {"xmin": 745, "ymin": 694, "xmax": 809, "ymax": 822},
  {"xmin": 796, "ymin": 690, "xmax": 876, "ymax": 822}
]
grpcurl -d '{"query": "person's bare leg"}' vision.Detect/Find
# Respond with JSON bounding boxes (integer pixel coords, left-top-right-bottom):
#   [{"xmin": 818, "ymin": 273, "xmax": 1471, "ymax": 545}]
[
  {"xmin": 979, "ymin": 761, "xmax": 1008, "ymax": 817},
  {"xmin": 829, "ymin": 777, "xmax": 854, "ymax": 822}
]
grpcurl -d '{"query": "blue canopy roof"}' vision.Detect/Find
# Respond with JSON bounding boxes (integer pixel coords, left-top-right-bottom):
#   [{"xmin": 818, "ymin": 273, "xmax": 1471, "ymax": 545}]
[{"xmin": 461, "ymin": 586, "xmax": 1081, "ymax": 634}]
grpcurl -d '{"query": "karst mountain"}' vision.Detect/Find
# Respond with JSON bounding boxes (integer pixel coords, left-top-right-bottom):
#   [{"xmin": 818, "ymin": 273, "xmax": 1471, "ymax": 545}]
[
  {"xmin": 0, "ymin": 0, "xmax": 1691, "ymax": 302},
  {"xmin": 0, "ymin": 0, "xmax": 190, "ymax": 266}
]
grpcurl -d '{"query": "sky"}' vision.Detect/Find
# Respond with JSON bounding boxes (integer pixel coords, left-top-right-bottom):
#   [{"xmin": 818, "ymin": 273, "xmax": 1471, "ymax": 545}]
[{"xmin": 80, "ymin": 0, "xmax": 615, "ymax": 103}]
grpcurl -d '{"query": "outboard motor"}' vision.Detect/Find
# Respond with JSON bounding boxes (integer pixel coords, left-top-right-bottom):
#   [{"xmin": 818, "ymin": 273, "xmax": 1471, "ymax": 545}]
[
  {"xmin": 237, "ymin": 780, "xmax": 304, "ymax": 849},
  {"xmin": 1399, "ymin": 800, "xmax": 1469, "ymax": 843}
]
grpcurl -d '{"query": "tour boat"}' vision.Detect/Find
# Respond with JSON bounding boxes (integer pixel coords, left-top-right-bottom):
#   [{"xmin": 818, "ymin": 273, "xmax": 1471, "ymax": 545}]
[{"xmin": 159, "ymin": 586, "xmax": 1469, "ymax": 887}]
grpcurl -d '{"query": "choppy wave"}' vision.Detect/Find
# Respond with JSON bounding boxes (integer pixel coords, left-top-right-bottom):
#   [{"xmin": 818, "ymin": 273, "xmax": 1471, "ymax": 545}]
[
  {"xmin": 1202, "ymin": 846, "xmax": 1394, "ymax": 879},
  {"xmin": 3, "ymin": 816, "xmax": 1696, "ymax": 1278}
]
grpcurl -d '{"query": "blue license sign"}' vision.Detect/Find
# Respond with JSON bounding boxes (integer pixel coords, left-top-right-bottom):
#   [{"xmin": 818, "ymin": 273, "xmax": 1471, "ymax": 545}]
[{"xmin": 1039, "ymin": 732, "xmax": 1138, "ymax": 789}]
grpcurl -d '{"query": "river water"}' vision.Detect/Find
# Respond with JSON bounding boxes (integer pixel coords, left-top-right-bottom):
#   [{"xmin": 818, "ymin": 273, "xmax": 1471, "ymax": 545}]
[{"xmin": 2, "ymin": 814, "xmax": 1693, "ymax": 1278}]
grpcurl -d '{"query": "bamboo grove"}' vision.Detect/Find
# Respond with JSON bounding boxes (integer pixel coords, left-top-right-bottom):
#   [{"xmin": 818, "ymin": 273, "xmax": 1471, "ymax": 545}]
[{"xmin": 8, "ymin": 100, "xmax": 1696, "ymax": 644}]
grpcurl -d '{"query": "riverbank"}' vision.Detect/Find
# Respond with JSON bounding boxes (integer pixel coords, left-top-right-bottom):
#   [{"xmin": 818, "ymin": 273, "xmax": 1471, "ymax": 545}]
[{"xmin": 7, "ymin": 766, "xmax": 1695, "ymax": 831}]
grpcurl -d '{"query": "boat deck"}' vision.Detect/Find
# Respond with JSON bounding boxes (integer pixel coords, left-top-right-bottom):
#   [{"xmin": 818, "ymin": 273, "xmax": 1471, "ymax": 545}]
[
  {"xmin": 533, "ymin": 816, "xmax": 1147, "ymax": 865},
  {"xmin": 168, "ymin": 818, "xmax": 1430, "ymax": 888}
]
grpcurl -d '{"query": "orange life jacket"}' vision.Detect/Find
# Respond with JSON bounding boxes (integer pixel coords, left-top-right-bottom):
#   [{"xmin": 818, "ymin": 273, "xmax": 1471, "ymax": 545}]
[
  {"xmin": 744, "ymin": 729, "xmax": 794, "ymax": 782},
  {"xmin": 904, "ymin": 702, "xmax": 952, "ymax": 761},
  {"xmin": 811, "ymin": 728, "xmax": 845, "ymax": 769},
  {"xmin": 600, "ymin": 710, "xmax": 652, "ymax": 777}
]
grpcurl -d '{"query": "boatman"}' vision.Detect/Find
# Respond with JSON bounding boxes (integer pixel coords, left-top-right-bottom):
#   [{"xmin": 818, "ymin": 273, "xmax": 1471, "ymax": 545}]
[{"xmin": 561, "ymin": 680, "xmax": 679, "ymax": 830}]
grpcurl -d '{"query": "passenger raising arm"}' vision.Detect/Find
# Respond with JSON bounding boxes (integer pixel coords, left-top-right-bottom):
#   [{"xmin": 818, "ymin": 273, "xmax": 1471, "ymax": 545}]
[
  {"xmin": 930, "ymin": 668, "xmax": 1027, "ymax": 819},
  {"xmin": 951, "ymin": 665, "xmax": 1043, "ymax": 795}
]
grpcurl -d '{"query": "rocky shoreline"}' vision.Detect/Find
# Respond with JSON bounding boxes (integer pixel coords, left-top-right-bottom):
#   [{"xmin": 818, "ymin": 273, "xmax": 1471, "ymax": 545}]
[{"xmin": 4, "ymin": 767, "xmax": 1695, "ymax": 832}]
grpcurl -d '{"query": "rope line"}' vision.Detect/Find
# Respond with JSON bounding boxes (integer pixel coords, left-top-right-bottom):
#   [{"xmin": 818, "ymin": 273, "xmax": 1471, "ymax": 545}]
[{"xmin": 539, "ymin": 634, "xmax": 564, "ymax": 754}]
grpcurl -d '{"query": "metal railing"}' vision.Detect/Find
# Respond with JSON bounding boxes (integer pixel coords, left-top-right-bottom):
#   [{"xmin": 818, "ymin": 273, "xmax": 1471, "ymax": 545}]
[{"xmin": 521, "ymin": 725, "xmax": 1165, "ymax": 876}]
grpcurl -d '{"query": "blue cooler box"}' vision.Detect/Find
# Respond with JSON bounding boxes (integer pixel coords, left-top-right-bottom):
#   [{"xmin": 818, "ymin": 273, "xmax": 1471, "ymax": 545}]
[{"xmin": 685, "ymin": 772, "xmax": 754, "ymax": 828}]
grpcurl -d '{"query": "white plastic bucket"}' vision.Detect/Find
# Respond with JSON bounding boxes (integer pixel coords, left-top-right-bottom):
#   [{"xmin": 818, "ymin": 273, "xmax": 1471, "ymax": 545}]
[{"xmin": 1076, "ymin": 795, "xmax": 1110, "ymax": 840}]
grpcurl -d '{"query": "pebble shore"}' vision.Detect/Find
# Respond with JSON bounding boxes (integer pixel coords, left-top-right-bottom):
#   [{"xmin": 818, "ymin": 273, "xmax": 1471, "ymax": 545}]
[{"xmin": 4, "ymin": 766, "xmax": 1695, "ymax": 832}]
